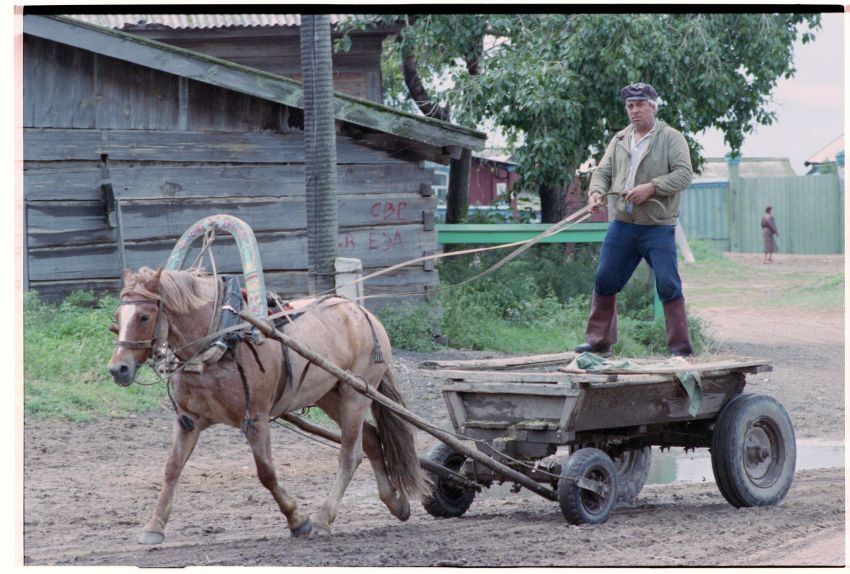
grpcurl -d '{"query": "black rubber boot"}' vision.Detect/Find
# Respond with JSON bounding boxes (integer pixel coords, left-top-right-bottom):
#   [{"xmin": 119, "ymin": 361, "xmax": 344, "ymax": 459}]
[
  {"xmin": 663, "ymin": 297, "xmax": 695, "ymax": 357},
  {"xmin": 574, "ymin": 293, "xmax": 617, "ymax": 355}
]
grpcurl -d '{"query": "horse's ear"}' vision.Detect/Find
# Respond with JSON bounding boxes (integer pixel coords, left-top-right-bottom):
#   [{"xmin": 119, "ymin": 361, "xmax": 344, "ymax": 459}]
[
  {"xmin": 145, "ymin": 267, "xmax": 163, "ymax": 293},
  {"xmin": 123, "ymin": 268, "xmax": 134, "ymax": 284}
]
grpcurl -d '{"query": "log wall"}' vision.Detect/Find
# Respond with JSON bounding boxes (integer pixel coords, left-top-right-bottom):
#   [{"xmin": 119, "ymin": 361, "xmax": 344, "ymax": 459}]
[{"xmin": 23, "ymin": 35, "xmax": 438, "ymax": 310}]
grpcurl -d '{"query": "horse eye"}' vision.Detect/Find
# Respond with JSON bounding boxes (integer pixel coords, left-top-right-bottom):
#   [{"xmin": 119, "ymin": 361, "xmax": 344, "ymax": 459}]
[{"xmin": 139, "ymin": 314, "xmax": 151, "ymax": 322}]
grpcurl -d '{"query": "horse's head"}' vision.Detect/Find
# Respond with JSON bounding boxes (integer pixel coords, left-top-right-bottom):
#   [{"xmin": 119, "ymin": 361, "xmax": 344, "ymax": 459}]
[{"xmin": 107, "ymin": 267, "xmax": 168, "ymax": 387}]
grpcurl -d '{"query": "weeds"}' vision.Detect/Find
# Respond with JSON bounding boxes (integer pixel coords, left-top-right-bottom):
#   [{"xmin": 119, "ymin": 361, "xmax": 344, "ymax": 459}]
[{"xmin": 24, "ymin": 291, "xmax": 165, "ymax": 422}]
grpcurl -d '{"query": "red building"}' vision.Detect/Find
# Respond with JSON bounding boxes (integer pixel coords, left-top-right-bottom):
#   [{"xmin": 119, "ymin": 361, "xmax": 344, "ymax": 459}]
[{"xmin": 468, "ymin": 153, "xmax": 521, "ymax": 206}]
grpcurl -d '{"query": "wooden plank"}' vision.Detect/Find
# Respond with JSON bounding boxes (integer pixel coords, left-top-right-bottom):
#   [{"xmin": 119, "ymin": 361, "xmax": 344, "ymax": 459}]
[
  {"xmin": 23, "ymin": 35, "xmax": 97, "ymax": 128},
  {"xmin": 186, "ymin": 79, "xmax": 279, "ymax": 132},
  {"xmin": 25, "ymin": 15, "xmax": 486, "ymax": 151},
  {"xmin": 568, "ymin": 373, "xmax": 746, "ymax": 431},
  {"xmin": 26, "ymin": 195, "xmax": 437, "ymax": 247},
  {"xmin": 419, "ymin": 352, "xmax": 579, "ymax": 371},
  {"xmin": 420, "ymin": 370, "xmax": 579, "ymax": 384},
  {"xmin": 27, "ymin": 222, "xmax": 436, "ymax": 281},
  {"xmin": 94, "ymin": 53, "xmax": 179, "ymax": 130},
  {"xmin": 557, "ymin": 357, "xmax": 772, "ymax": 375},
  {"xmin": 445, "ymin": 382, "xmax": 581, "ymax": 397},
  {"xmin": 23, "ymin": 128, "xmax": 412, "ymax": 165},
  {"xmin": 23, "ymin": 162, "xmax": 432, "ymax": 201}
]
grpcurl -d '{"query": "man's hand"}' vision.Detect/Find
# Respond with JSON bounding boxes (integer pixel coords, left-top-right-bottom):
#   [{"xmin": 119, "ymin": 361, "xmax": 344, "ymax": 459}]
[
  {"xmin": 588, "ymin": 192, "xmax": 605, "ymax": 212},
  {"xmin": 625, "ymin": 182, "xmax": 655, "ymax": 205}
]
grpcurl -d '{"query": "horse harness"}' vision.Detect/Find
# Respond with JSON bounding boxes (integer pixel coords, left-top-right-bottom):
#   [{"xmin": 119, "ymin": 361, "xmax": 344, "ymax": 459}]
[
  {"xmin": 132, "ymin": 275, "xmax": 385, "ymax": 435},
  {"xmin": 114, "ymin": 299, "xmax": 165, "ymax": 351}
]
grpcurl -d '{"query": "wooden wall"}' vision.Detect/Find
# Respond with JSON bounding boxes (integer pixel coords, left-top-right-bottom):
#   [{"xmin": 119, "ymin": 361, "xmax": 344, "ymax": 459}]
[
  {"xmin": 23, "ymin": 35, "xmax": 439, "ymax": 310},
  {"xmin": 128, "ymin": 26, "xmax": 385, "ymax": 103}
]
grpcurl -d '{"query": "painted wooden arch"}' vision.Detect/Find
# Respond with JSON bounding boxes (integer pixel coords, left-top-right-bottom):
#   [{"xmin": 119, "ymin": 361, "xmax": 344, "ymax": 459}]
[{"xmin": 166, "ymin": 214, "xmax": 268, "ymax": 317}]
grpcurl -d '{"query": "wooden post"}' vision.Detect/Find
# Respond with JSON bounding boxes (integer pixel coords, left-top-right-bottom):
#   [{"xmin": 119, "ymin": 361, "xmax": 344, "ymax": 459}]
[
  {"xmin": 727, "ymin": 154, "xmax": 741, "ymax": 252},
  {"xmin": 240, "ymin": 310, "xmax": 559, "ymax": 501}
]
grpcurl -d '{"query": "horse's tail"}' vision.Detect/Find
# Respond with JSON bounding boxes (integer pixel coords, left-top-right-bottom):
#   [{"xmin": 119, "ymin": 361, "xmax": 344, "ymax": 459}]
[{"xmin": 371, "ymin": 365, "xmax": 430, "ymax": 501}]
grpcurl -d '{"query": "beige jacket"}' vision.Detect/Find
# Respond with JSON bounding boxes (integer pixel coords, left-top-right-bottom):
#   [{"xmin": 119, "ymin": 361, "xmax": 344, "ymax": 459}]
[{"xmin": 589, "ymin": 120, "xmax": 693, "ymax": 225}]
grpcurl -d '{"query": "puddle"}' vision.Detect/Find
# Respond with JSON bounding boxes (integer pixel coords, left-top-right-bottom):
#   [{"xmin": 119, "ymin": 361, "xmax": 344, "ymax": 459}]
[
  {"xmin": 646, "ymin": 439, "xmax": 845, "ymax": 485},
  {"xmin": 477, "ymin": 439, "xmax": 844, "ymax": 499}
]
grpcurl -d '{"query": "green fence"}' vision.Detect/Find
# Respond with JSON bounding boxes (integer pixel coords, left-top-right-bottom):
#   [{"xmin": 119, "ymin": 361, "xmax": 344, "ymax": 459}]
[
  {"xmin": 679, "ymin": 171, "xmax": 843, "ymax": 254},
  {"xmin": 733, "ymin": 174, "xmax": 844, "ymax": 254}
]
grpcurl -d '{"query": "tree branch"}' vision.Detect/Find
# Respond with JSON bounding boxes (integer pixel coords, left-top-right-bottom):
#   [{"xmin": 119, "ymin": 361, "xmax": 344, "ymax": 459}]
[{"xmin": 400, "ymin": 40, "xmax": 451, "ymax": 122}]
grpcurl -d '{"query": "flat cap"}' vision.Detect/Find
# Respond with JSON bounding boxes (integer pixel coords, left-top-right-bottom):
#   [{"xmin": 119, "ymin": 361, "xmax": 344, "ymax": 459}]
[{"xmin": 620, "ymin": 82, "xmax": 658, "ymax": 102}]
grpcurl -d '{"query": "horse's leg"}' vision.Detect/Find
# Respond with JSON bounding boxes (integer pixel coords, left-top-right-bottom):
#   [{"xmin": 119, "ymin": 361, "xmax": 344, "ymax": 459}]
[
  {"xmin": 361, "ymin": 421, "xmax": 411, "ymax": 521},
  {"xmin": 140, "ymin": 419, "xmax": 204, "ymax": 545},
  {"xmin": 244, "ymin": 417, "xmax": 313, "ymax": 538},
  {"xmin": 312, "ymin": 387, "xmax": 371, "ymax": 535}
]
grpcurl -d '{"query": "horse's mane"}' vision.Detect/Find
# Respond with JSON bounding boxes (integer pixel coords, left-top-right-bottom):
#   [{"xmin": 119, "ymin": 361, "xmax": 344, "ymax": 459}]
[{"xmin": 121, "ymin": 266, "xmax": 217, "ymax": 314}]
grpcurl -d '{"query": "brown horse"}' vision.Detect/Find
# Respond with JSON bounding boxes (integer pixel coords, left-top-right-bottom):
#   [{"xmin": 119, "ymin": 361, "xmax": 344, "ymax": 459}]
[{"xmin": 107, "ymin": 266, "xmax": 427, "ymax": 543}]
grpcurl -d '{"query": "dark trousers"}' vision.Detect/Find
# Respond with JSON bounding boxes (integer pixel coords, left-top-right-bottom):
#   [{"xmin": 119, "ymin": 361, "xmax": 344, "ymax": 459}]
[{"xmin": 594, "ymin": 220, "xmax": 683, "ymax": 301}]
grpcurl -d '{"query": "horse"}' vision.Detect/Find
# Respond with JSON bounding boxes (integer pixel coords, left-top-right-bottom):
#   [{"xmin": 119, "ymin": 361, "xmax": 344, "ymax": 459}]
[{"xmin": 107, "ymin": 266, "xmax": 428, "ymax": 543}]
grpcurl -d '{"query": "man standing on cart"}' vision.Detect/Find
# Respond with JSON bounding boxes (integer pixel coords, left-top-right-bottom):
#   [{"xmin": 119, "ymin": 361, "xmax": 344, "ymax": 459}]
[{"xmin": 575, "ymin": 82, "xmax": 695, "ymax": 357}]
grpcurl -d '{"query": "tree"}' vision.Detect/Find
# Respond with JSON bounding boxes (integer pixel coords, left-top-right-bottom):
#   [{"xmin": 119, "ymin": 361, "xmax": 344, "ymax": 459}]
[{"xmin": 341, "ymin": 12, "xmax": 820, "ymax": 222}]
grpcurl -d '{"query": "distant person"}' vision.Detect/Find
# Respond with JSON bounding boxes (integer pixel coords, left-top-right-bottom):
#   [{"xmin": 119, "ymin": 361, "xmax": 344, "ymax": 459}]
[
  {"xmin": 574, "ymin": 82, "xmax": 695, "ymax": 357},
  {"xmin": 761, "ymin": 206, "xmax": 779, "ymax": 263}
]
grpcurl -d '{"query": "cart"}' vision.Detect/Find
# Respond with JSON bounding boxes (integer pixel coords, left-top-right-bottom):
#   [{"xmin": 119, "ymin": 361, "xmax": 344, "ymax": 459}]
[{"xmin": 415, "ymin": 353, "xmax": 796, "ymax": 525}]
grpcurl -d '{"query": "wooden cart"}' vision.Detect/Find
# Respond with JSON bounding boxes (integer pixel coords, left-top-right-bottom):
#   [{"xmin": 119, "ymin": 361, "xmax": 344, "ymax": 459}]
[{"xmin": 416, "ymin": 353, "xmax": 796, "ymax": 525}]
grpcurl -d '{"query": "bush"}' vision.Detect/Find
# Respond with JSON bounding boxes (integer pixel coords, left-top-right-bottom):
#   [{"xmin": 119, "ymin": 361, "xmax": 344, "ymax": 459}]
[
  {"xmin": 378, "ymin": 301, "xmax": 439, "ymax": 353},
  {"xmin": 376, "ymin": 245, "xmax": 713, "ymax": 356}
]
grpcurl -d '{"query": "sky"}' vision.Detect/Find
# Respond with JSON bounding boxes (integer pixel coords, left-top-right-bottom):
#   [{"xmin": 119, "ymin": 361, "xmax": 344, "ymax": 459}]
[{"xmin": 695, "ymin": 11, "xmax": 845, "ymax": 175}]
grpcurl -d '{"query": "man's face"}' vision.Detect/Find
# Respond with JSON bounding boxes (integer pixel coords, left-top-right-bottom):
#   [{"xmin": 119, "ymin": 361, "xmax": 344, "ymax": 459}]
[{"xmin": 625, "ymin": 99, "xmax": 656, "ymax": 132}]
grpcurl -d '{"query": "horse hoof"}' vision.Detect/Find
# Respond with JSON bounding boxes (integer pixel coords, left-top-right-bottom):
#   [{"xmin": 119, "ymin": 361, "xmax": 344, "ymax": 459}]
[
  {"xmin": 139, "ymin": 530, "xmax": 165, "ymax": 545},
  {"xmin": 310, "ymin": 521, "xmax": 332, "ymax": 537},
  {"xmin": 290, "ymin": 518, "xmax": 313, "ymax": 539}
]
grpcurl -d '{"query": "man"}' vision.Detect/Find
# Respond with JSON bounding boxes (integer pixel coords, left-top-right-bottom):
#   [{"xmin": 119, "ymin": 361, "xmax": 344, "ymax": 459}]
[{"xmin": 575, "ymin": 82, "xmax": 695, "ymax": 356}]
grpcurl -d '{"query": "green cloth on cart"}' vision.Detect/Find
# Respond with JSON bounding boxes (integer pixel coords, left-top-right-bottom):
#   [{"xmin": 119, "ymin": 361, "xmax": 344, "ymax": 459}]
[{"xmin": 569, "ymin": 353, "xmax": 703, "ymax": 417}]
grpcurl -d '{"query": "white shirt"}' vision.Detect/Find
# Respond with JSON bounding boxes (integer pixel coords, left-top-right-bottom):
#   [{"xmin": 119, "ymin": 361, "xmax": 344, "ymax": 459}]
[{"xmin": 624, "ymin": 122, "xmax": 656, "ymax": 191}]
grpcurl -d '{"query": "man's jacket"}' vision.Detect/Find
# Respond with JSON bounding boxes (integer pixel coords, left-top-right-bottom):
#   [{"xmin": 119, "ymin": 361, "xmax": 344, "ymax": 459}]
[{"xmin": 588, "ymin": 120, "xmax": 693, "ymax": 225}]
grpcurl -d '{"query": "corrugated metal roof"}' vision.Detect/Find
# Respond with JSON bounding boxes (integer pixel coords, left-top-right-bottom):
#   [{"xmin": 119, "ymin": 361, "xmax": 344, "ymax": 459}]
[
  {"xmin": 65, "ymin": 14, "xmax": 357, "ymax": 30},
  {"xmin": 697, "ymin": 158, "xmax": 796, "ymax": 180},
  {"xmin": 805, "ymin": 134, "xmax": 844, "ymax": 165}
]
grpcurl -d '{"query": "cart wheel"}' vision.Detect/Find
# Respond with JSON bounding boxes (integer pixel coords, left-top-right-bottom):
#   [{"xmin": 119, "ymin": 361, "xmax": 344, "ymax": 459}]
[
  {"xmin": 611, "ymin": 446, "xmax": 652, "ymax": 503},
  {"xmin": 711, "ymin": 393, "xmax": 796, "ymax": 508},
  {"xmin": 557, "ymin": 448, "xmax": 618, "ymax": 525},
  {"xmin": 421, "ymin": 443, "xmax": 476, "ymax": 518}
]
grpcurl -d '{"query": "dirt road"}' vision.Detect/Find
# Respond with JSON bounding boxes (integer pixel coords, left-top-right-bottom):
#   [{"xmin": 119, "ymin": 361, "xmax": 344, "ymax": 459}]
[{"xmin": 23, "ymin": 254, "xmax": 845, "ymax": 567}]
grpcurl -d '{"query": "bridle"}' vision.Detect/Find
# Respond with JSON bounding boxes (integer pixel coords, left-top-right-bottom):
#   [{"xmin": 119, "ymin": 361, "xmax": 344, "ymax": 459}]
[{"xmin": 114, "ymin": 298, "xmax": 166, "ymax": 352}]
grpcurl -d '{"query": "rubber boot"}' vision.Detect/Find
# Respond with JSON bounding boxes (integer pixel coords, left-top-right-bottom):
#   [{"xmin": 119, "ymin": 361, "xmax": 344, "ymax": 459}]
[
  {"xmin": 663, "ymin": 297, "xmax": 694, "ymax": 357},
  {"xmin": 574, "ymin": 293, "xmax": 617, "ymax": 355}
]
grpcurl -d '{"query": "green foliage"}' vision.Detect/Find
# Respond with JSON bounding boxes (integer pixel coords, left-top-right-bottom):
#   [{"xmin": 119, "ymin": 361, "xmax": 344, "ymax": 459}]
[
  {"xmin": 378, "ymin": 302, "xmax": 439, "ymax": 353},
  {"xmin": 24, "ymin": 291, "xmax": 165, "ymax": 421},
  {"xmin": 341, "ymin": 13, "xmax": 820, "ymax": 196},
  {"xmin": 382, "ymin": 246, "xmax": 712, "ymax": 356}
]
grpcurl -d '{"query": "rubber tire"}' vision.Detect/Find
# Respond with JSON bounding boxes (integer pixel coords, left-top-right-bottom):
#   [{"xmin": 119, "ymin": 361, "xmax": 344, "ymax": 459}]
[
  {"xmin": 421, "ymin": 443, "xmax": 476, "ymax": 518},
  {"xmin": 711, "ymin": 393, "xmax": 796, "ymax": 508},
  {"xmin": 611, "ymin": 446, "xmax": 652, "ymax": 503},
  {"xmin": 557, "ymin": 448, "xmax": 618, "ymax": 525}
]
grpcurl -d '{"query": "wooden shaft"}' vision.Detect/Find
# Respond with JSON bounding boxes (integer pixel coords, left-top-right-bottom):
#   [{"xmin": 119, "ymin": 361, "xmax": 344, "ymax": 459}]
[
  {"xmin": 281, "ymin": 413, "xmax": 477, "ymax": 489},
  {"xmin": 241, "ymin": 311, "xmax": 558, "ymax": 501}
]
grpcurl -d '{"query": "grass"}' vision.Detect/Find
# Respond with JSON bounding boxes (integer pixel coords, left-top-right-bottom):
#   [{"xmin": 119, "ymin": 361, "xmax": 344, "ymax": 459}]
[
  {"xmin": 681, "ymin": 240, "xmax": 844, "ymax": 311},
  {"xmin": 24, "ymin": 291, "xmax": 166, "ymax": 422},
  {"xmin": 381, "ymin": 245, "xmax": 714, "ymax": 357}
]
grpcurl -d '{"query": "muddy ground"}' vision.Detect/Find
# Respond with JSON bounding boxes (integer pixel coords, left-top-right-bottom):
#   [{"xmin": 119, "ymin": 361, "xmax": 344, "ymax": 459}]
[{"xmin": 23, "ymin": 253, "xmax": 845, "ymax": 567}]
